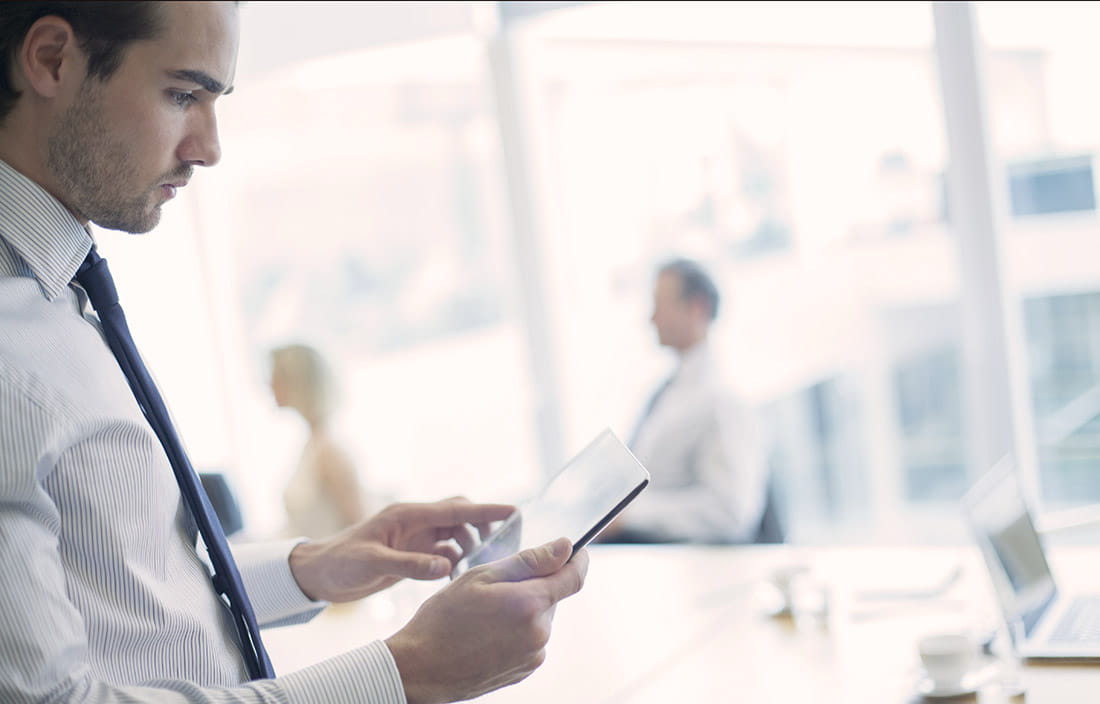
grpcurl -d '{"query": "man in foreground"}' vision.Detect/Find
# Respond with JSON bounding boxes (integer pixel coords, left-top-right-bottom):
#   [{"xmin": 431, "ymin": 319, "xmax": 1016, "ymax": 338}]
[{"xmin": 0, "ymin": 2, "xmax": 586, "ymax": 702}]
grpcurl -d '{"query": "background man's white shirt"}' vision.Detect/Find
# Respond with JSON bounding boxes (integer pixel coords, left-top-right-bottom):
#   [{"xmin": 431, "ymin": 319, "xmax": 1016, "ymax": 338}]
[{"xmin": 624, "ymin": 340, "xmax": 770, "ymax": 543}]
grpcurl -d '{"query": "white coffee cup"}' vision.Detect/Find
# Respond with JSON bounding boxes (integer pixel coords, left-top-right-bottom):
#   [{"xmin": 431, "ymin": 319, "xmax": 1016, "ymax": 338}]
[{"xmin": 917, "ymin": 632, "xmax": 976, "ymax": 687}]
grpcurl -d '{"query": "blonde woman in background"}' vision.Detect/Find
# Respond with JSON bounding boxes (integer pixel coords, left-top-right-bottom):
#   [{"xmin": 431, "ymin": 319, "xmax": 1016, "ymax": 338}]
[{"xmin": 269, "ymin": 344, "xmax": 369, "ymax": 539}]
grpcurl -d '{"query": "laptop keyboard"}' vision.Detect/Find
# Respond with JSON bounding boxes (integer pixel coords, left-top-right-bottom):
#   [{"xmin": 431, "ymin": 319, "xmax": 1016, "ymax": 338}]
[{"xmin": 1049, "ymin": 596, "xmax": 1100, "ymax": 644}]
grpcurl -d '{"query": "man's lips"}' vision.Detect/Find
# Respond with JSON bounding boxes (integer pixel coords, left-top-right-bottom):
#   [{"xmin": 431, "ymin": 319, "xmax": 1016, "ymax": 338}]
[{"xmin": 160, "ymin": 181, "xmax": 188, "ymax": 199}]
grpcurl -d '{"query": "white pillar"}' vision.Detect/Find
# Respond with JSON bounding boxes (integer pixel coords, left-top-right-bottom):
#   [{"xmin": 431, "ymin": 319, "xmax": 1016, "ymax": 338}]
[
  {"xmin": 931, "ymin": 2, "xmax": 1040, "ymax": 500},
  {"xmin": 480, "ymin": 5, "xmax": 566, "ymax": 473}
]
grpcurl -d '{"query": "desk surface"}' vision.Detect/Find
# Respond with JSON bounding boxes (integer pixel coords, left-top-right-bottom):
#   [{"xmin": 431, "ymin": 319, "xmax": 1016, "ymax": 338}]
[{"xmin": 264, "ymin": 544, "xmax": 1100, "ymax": 703}]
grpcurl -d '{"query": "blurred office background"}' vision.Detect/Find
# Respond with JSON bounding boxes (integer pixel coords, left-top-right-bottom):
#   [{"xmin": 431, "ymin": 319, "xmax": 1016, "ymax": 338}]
[{"xmin": 94, "ymin": 1, "xmax": 1100, "ymax": 544}]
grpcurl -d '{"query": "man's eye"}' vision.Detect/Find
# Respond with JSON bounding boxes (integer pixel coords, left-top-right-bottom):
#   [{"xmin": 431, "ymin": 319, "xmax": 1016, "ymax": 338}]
[{"xmin": 169, "ymin": 91, "xmax": 198, "ymax": 108}]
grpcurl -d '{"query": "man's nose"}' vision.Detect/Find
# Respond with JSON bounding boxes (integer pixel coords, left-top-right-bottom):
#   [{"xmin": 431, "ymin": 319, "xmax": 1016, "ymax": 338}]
[{"xmin": 179, "ymin": 106, "xmax": 222, "ymax": 168}]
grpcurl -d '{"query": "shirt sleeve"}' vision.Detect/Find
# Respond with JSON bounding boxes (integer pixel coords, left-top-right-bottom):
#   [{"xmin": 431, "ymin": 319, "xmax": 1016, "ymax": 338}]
[
  {"xmin": 278, "ymin": 641, "xmax": 407, "ymax": 704},
  {"xmin": 233, "ymin": 539, "xmax": 328, "ymax": 628},
  {"xmin": 62, "ymin": 644, "xmax": 407, "ymax": 704}
]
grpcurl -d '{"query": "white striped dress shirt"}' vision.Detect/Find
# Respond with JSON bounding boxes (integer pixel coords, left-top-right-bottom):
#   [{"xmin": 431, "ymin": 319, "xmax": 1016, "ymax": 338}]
[{"xmin": 0, "ymin": 159, "xmax": 405, "ymax": 703}]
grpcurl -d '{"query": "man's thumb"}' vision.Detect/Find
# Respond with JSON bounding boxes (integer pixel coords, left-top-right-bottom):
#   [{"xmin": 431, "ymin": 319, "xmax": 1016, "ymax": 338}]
[{"xmin": 485, "ymin": 537, "xmax": 572, "ymax": 582}]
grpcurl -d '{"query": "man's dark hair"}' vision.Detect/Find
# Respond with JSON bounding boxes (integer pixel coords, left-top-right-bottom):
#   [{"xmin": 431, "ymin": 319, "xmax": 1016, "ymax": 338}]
[
  {"xmin": 0, "ymin": 2, "xmax": 164, "ymax": 121},
  {"xmin": 659, "ymin": 258, "xmax": 721, "ymax": 321}
]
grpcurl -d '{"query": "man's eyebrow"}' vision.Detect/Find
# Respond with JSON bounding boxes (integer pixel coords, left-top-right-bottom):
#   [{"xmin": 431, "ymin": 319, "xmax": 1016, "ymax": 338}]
[{"xmin": 168, "ymin": 69, "xmax": 234, "ymax": 96}]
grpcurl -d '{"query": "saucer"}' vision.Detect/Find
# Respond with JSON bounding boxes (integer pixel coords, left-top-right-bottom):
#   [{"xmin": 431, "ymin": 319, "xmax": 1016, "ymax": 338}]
[
  {"xmin": 915, "ymin": 675, "xmax": 977, "ymax": 699},
  {"xmin": 914, "ymin": 665, "xmax": 994, "ymax": 700}
]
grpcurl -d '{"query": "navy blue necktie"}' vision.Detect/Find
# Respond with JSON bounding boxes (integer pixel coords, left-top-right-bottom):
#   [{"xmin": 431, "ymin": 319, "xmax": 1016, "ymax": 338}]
[{"xmin": 75, "ymin": 247, "xmax": 274, "ymax": 680}]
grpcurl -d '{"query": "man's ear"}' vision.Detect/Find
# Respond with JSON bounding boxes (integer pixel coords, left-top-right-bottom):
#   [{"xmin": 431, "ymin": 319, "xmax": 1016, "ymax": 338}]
[
  {"xmin": 16, "ymin": 15, "xmax": 86, "ymax": 100},
  {"xmin": 689, "ymin": 298, "xmax": 711, "ymax": 323}
]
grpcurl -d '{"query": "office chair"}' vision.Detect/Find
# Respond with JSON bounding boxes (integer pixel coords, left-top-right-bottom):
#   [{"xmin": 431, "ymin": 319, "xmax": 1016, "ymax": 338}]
[
  {"xmin": 198, "ymin": 471, "xmax": 245, "ymax": 537},
  {"xmin": 753, "ymin": 475, "xmax": 786, "ymax": 544}
]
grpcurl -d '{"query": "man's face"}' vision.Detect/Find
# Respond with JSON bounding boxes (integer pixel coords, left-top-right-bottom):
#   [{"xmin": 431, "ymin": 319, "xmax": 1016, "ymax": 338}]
[
  {"xmin": 270, "ymin": 363, "xmax": 290, "ymax": 408},
  {"xmin": 650, "ymin": 271, "xmax": 699, "ymax": 350},
  {"xmin": 46, "ymin": 2, "xmax": 239, "ymax": 233}
]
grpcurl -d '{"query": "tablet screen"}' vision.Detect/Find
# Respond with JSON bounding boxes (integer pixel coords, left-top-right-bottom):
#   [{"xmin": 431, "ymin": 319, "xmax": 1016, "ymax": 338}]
[{"xmin": 452, "ymin": 428, "xmax": 649, "ymax": 577}]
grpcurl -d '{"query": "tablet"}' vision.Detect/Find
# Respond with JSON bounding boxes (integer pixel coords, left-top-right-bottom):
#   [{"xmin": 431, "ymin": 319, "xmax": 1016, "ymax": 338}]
[{"xmin": 451, "ymin": 428, "xmax": 650, "ymax": 578}]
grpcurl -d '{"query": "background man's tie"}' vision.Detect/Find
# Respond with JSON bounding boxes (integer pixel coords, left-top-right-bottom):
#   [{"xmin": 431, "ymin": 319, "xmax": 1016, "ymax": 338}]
[
  {"xmin": 74, "ymin": 247, "xmax": 274, "ymax": 680},
  {"xmin": 628, "ymin": 374, "xmax": 675, "ymax": 448}
]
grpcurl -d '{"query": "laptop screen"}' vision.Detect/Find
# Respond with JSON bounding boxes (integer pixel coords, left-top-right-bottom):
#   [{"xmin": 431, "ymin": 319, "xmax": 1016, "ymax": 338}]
[{"xmin": 963, "ymin": 459, "xmax": 1058, "ymax": 638}]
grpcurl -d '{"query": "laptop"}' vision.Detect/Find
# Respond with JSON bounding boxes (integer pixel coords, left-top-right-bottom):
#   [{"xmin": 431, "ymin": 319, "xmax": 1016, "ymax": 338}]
[{"xmin": 962, "ymin": 457, "xmax": 1100, "ymax": 659}]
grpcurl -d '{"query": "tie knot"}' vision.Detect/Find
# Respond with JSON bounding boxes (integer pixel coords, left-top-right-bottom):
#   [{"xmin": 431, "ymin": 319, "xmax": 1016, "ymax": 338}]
[{"xmin": 74, "ymin": 248, "xmax": 119, "ymax": 311}]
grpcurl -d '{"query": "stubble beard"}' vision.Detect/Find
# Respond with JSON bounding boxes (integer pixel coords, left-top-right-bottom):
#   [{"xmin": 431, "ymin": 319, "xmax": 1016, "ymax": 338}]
[{"xmin": 46, "ymin": 81, "xmax": 163, "ymax": 234}]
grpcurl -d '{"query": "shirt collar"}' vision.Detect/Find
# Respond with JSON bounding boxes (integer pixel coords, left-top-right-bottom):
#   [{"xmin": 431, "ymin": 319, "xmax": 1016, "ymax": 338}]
[
  {"xmin": 0, "ymin": 158, "xmax": 92, "ymax": 301},
  {"xmin": 675, "ymin": 338, "xmax": 714, "ymax": 383}
]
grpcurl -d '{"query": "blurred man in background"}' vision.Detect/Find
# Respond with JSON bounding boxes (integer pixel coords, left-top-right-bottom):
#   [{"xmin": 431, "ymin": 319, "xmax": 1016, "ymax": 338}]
[{"xmin": 600, "ymin": 258, "xmax": 775, "ymax": 544}]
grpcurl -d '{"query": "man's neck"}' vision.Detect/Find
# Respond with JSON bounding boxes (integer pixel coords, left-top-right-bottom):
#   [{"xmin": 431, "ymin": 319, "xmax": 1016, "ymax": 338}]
[
  {"xmin": 674, "ymin": 335, "xmax": 708, "ymax": 359},
  {"xmin": 0, "ymin": 125, "xmax": 83, "ymax": 225}
]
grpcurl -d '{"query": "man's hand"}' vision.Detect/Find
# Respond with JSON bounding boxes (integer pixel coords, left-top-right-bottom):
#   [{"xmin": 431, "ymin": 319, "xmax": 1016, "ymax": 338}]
[
  {"xmin": 385, "ymin": 537, "xmax": 589, "ymax": 704},
  {"xmin": 288, "ymin": 497, "xmax": 515, "ymax": 603}
]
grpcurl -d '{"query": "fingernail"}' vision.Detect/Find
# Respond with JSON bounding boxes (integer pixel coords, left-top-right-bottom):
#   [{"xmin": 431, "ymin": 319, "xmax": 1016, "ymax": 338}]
[{"xmin": 553, "ymin": 538, "xmax": 570, "ymax": 558}]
